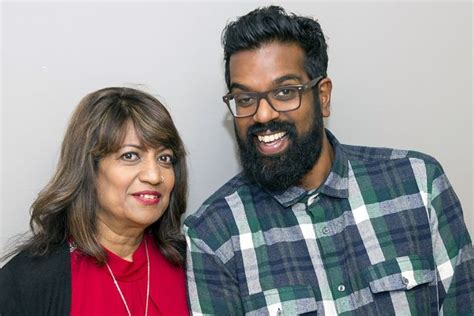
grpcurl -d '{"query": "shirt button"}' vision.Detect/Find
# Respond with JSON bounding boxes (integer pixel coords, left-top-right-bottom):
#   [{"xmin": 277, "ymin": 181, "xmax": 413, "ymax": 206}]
[
  {"xmin": 402, "ymin": 276, "xmax": 409, "ymax": 285},
  {"xmin": 337, "ymin": 284, "xmax": 346, "ymax": 292},
  {"xmin": 322, "ymin": 226, "xmax": 330, "ymax": 235},
  {"xmin": 307, "ymin": 193, "xmax": 319, "ymax": 206}
]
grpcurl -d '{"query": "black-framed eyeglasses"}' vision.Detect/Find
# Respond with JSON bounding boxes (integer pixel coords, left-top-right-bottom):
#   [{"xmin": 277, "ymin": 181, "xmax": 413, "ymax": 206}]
[{"xmin": 222, "ymin": 76, "xmax": 325, "ymax": 118}]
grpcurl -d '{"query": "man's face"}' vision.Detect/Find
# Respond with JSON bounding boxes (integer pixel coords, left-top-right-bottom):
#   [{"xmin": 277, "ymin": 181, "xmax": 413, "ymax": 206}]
[{"xmin": 229, "ymin": 41, "xmax": 326, "ymax": 191}]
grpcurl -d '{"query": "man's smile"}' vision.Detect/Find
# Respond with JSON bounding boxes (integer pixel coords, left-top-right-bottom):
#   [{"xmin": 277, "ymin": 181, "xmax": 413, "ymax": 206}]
[
  {"xmin": 254, "ymin": 130, "xmax": 290, "ymax": 156},
  {"xmin": 256, "ymin": 131, "xmax": 287, "ymax": 143}
]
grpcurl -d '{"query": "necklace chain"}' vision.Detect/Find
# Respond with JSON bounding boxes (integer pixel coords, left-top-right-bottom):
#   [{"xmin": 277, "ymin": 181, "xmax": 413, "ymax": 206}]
[{"xmin": 105, "ymin": 238, "xmax": 150, "ymax": 316}]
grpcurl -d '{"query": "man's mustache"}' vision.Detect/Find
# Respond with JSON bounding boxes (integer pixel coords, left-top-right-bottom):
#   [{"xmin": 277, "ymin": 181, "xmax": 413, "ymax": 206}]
[{"xmin": 246, "ymin": 121, "xmax": 296, "ymax": 140}]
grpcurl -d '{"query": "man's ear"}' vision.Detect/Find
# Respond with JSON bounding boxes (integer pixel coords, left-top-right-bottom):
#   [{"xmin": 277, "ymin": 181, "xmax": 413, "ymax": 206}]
[{"xmin": 318, "ymin": 78, "xmax": 332, "ymax": 117}]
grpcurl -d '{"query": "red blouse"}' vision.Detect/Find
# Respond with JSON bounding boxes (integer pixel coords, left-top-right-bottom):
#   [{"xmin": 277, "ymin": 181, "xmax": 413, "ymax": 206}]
[{"xmin": 70, "ymin": 235, "xmax": 189, "ymax": 315}]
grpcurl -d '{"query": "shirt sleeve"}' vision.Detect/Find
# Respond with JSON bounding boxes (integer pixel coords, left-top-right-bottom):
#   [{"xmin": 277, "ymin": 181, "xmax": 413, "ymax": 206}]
[
  {"xmin": 427, "ymin": 162, "xmax": 474, "ymax": 314},
  {"xmin": 185, "ymin": 224, "xmax": 244, "ymax": 315}
]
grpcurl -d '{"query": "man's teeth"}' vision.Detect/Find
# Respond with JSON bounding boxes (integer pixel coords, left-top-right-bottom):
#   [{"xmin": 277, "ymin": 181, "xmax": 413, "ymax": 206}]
[
  {"xmin": 257, "ymin": 132, "xmax": 286, "ymax": 143},
  {"xmin": 140, "ymin": 194, "xmax": 157, "ymax": 200}
]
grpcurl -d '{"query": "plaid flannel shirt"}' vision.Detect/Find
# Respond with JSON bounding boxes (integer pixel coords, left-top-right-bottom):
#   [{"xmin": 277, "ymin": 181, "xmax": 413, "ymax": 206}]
[{"xmin": 184, "ymin": 130, "xmax": 473, "ymax": 315}]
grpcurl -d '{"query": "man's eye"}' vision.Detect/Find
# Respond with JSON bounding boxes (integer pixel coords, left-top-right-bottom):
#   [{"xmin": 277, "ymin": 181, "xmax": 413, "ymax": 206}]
[
  {"xmin": 274, "ymin": 87, "xmax": 298, "ymax": 100},
  {"xmin": 121, "ymin": 152, "xmax": 139, "ymax": 161},
  {"xmin": 235, "ymin": 95, "xmax": 256, "ymax": 107}
]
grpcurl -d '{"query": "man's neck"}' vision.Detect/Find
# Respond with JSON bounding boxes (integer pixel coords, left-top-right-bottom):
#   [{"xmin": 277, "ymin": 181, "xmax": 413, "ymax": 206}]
[{"xmin": 299, "ymin": 131, "xmax": 334, "ymax": 191}]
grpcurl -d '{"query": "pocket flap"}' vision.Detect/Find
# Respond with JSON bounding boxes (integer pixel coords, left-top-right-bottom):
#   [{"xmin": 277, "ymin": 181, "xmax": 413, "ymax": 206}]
[
  {"xmin": 243, "ymin": 285, "xmax": 317, "ymax": 315},
  {"xmin": 366, "ymin": 255, "xmax": 434, "ymax": 293}
]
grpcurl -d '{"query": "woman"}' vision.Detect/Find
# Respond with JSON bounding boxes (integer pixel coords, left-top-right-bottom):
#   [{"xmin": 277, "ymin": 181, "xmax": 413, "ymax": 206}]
[{"xmin": 0, "ymin": 87, "xmax": 189, "ymax": 315}]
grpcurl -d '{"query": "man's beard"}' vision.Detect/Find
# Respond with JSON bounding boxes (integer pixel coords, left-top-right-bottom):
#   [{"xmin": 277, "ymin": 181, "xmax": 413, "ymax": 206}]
[{"xmin": 235, "ymin": 107, "xmax": 324, "ymax": 192}]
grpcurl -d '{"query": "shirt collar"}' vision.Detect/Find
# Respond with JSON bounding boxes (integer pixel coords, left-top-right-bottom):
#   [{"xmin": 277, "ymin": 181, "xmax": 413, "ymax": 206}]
[{"xmin": 270, "ymin": 129, "xmax": 349, "ymax": 207}]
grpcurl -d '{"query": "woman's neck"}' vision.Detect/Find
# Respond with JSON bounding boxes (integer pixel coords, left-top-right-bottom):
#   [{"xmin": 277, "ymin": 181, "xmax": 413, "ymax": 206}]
[{"xmin": 96, "ymin": 217, "xmax": 144, "ymax": 262}]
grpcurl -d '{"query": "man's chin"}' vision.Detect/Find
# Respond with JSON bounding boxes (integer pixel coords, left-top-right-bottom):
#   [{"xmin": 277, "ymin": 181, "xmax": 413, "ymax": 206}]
[{"xmin": 255, "ymin": 147, "xmax": 288, "ymax": 159}]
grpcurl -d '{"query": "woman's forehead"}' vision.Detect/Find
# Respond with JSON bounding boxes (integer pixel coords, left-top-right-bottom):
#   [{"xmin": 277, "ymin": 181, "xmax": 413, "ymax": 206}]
[{"xmin": 118, "ymin": 123, "xmax": 169, "ymax": 150}]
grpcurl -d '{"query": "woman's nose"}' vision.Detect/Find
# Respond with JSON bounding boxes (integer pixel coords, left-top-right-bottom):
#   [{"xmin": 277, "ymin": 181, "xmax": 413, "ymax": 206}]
[{"xmin": 138, "ymin": 161, "xmax": 162, "ymax": 185}]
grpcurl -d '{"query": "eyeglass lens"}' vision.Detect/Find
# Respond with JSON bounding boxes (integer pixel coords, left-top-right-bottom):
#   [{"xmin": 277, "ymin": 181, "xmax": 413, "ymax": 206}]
[{"xmin": 229, "ymin": 86, "xmax": 301, "ymax": 117}]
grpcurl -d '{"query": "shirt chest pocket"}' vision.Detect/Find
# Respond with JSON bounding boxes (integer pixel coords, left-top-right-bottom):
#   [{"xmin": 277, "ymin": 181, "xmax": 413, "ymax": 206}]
[
  {"xmin": 242, "ymin": 285, "xmax": 318, "ymax": 316},
  {"xmin": 365, "ymin": 255, "xmax": 435, "ymax": 314}
]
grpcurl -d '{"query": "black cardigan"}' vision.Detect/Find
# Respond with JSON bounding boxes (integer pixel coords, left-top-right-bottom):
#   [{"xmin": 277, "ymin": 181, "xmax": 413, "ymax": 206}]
[{"xmin": 0, "ymin": 243, "xmax": 71, "ymax": 316}]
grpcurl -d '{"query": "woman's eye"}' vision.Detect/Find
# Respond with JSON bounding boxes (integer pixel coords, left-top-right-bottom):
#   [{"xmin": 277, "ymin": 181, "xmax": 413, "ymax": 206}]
[
  {"xmin": 121, "ymin": 152, "xmax": 139, "ymax": 161},
  {"xmin": 158, "ymin": 154, "xmax": 175, "ymax": 165}
]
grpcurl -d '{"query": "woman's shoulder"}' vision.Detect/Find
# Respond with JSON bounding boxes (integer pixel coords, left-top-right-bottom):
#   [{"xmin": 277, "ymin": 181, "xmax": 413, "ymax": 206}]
[
  {"xmin": 0, "ymin": 242, "xmax": 70, "ymax": 282},
  {"xmin": 0, "ymin": 242, "xmax": 71, "ymax": 315}
]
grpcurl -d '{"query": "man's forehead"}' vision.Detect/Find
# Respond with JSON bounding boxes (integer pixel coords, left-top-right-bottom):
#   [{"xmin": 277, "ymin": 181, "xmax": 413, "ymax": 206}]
[
  {"xmin": 229, "ymin": 41, "xmax": 305, "ymax": 62},
  {"xmin": 228, "ymin": 42, "xmax": 308, "ymax": 89}
]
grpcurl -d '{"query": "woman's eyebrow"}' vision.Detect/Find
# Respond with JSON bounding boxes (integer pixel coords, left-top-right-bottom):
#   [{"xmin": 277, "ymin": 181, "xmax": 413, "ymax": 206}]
[{"xmin": 120, "ymin": 144, "xmax": 144, "ymax": 150}]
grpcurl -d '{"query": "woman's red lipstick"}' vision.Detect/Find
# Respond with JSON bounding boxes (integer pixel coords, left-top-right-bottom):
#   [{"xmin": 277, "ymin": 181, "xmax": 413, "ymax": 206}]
[{"xmin": 131, "ymin": 191, "xmax": 161, "ymax": 205}]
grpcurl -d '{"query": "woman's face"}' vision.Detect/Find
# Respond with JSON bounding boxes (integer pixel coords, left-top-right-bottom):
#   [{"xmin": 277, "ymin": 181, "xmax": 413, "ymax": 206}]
[{"xmin": 95, "ymin": 122, "xmax": 175, "ymax": 233}]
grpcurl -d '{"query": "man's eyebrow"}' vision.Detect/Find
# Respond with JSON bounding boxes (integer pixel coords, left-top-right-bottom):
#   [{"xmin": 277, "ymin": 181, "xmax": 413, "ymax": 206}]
[
  {"xmin": 229, "ymin": 74, "xmax": 304, "ymax": 92},
  {"xmin": 273, "ymin": 74, "xmax": 304, "ymax": 85},
  {"xmin": 229, "ymin": 82, "xmax": 250, "ymax": 92}
]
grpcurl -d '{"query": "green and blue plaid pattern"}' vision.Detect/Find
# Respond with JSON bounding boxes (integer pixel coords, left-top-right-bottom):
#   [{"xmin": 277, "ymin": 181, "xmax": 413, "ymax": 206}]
[{"xmin": 185, "ymin": 130, "xmax": 473, "ymax": 315}]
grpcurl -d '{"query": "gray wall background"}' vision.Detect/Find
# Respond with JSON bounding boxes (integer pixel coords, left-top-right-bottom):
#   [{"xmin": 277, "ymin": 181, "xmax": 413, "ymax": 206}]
[{"xmin": 1, "ymin": 1, "xmax": 472, "ymax": 254}]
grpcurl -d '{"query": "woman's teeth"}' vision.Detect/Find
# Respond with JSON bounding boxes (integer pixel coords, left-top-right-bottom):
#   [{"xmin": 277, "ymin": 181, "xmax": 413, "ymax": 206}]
[{"xmin": 140, "ymin": 194, "xmax": 157, "ymax": 200}]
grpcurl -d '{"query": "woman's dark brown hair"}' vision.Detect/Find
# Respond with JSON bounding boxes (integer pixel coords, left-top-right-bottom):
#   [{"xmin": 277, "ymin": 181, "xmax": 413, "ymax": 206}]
[{"xmin": 9, "ymin": 87, "xmax": 187, "ymax": 266}]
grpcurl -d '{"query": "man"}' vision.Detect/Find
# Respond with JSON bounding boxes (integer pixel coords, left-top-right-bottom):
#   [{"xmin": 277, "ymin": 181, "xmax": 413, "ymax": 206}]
[{"xmin": 184, "ymin": 6, "xmax": 473, "ymax": 315}]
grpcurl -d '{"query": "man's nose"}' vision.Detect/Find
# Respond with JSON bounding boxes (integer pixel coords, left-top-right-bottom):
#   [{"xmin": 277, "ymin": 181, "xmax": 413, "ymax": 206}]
[{"xmin": 253, "ymin": 97, "xmax": 279, "ymax": 124}]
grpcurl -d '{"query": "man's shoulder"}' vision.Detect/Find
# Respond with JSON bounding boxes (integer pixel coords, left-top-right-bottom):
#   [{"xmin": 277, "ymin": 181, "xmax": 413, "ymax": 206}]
[
  {"xmin": 203, "ymin": 172, "xmax": 250, "ymax": 204},
  {"xmin": 340, "ymin": 142, "xmax": 441, "ymax": 168},
  {"xmin": 184, "ymin": 172, "xmax": 251, "ymax": 230},
  {"xmin": 337, "ymin": 142, "xmax": 449, "ymax": 189}
]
